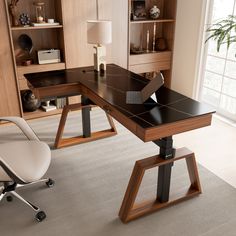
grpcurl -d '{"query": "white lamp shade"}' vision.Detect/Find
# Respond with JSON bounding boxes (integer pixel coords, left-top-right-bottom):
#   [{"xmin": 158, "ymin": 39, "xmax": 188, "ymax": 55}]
[{"xmin": 87, "ymin": 20, "xmax": 112, "ymax": 45}]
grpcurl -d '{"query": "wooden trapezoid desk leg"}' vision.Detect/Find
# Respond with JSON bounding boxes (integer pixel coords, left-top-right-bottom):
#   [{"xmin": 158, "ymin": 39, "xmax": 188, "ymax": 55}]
[
  {"xmin": 119, "ymin": 147, "xmax": 202, "ymax": 223},
  {"xmin": 54, "ymin": 104, "xmax": 71, "ymax": 148},
  {"xmin": 54, "ymin": 103, "xmax": 117, "ymax": 149}
]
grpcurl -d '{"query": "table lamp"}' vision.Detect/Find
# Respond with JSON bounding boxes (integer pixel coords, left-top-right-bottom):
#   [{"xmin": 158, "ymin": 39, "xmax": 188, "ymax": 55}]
[{"xmin": 87, "ymin": 20, "xmax": 112, "ymax": 72}]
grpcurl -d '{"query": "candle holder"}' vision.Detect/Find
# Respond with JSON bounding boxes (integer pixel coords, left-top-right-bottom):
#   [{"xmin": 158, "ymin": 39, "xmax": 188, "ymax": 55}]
[{"xmin": 34, "ymin": 2, "xmax": 46, "ymax": 23}]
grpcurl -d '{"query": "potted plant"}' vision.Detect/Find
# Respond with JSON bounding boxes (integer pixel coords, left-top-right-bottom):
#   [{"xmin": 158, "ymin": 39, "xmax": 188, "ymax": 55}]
[{"xmin": 206, "ymin": 15, "xmax": 236, "ymax": 52}]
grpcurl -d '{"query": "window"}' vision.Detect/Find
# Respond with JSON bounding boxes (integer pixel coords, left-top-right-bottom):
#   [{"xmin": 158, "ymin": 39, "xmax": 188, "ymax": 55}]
[{"xmin": 199, "ymin": 0, "xmax": 236, "ymax": 121}]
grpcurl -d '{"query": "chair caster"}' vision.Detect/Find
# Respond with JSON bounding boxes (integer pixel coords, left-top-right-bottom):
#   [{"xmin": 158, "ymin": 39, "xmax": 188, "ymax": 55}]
[
  {"xmin": 6, "ymin": 196, "xmax": 13, "ymax": 202},
  {"xmin": 46, "ymin": 179, "xmax": 55, "ymax": 188},
  {"xmin": 36, "ymin": 211, "xmax": 46, "ymax": 222}
]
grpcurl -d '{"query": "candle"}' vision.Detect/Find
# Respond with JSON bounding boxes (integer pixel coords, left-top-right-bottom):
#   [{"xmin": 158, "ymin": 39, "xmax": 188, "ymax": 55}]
[
  {"xmin": 47, "ymin": 19, "xmax": 55, "ymax": 24},
  {"xmin": 37, "ymin": 16, "xmax": 44, "ymax": 23},
  {"xmin": 153, "ymin": 23, "xmax": 157, "ymax": 52},
  {"xmin": 153, "ymin": 23, "xmax": 156, "ymax": 36},
  {"xmin": 146, "ymin": 30, "xmax": 150, "ymax": 52}
]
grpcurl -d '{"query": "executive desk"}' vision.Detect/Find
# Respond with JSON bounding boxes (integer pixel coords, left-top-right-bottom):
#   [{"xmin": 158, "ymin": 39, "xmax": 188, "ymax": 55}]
[{"xmin": 25, "ymin": 64, "xmax": 215, "ymax": 223}]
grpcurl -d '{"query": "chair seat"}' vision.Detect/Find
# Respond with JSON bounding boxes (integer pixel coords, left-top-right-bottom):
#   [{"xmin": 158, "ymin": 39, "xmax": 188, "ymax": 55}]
[{"xmin": 0, "ymin": 141, "xmax": 51, "ymax": 183}]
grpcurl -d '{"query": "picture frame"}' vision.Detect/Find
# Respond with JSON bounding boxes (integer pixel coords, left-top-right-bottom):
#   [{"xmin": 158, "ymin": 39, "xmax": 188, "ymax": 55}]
[{"xmin": 131, "ymin": 0, "xmax": 147, "ymax": 21}]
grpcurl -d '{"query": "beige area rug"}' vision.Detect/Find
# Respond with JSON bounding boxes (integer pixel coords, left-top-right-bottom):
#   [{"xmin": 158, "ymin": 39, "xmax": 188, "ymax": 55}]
[
  {"xmin": 0, "ymin": 108, "xmax": 236, "ymax": 236},
  {"xmin": 174, "ymin": 115, "xmax": 236, "ymax": 188}
]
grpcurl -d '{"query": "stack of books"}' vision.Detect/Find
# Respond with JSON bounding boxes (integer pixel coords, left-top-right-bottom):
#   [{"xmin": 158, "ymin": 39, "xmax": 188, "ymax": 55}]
[{"xmin": 54, "ymin": 98, "xmax": 67, "ymax": 109}]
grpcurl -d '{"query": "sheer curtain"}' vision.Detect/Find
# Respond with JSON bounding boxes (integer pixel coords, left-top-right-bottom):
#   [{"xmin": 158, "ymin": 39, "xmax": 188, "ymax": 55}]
[{"xmin": 199, "ymin": 0, "xmax": 236, "ymax": 121}]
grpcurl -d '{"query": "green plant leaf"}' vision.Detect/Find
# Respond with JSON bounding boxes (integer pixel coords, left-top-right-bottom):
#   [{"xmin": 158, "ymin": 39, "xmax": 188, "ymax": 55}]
[{"xmin": 205, "ymin": 15, "xmax": 236, "ymax": 52}]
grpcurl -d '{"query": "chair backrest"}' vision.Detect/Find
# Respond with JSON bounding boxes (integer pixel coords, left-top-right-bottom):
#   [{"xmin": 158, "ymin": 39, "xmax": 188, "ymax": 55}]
[{"xmin": 0, "ymin": 117, "xmax": 39, "ymax": 141}]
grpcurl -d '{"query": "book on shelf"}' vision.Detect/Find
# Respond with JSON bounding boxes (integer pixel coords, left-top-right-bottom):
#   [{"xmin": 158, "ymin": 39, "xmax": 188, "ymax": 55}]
[
  {"xmin": 31, "ymin": 22, "xmax": 60, "ymax": 27},
  {"xmin": 53, "ymin": 98, "xmax": 67, "ymax": 109}
]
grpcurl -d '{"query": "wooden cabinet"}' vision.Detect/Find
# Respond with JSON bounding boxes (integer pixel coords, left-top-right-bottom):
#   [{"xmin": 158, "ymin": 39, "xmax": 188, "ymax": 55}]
[
  {"xmin": 1, "ymin": 0, "xmax": 129, "ymax": 118},
  {"xmin": 4, "ymin": 0, "xmax": 66, "ymax": 119},
  {"xmin": 0, "ymin": 0, "xmax": 176, "ymax": 118},
  {"xmin": 128, "ymin": 0, "xmax": 177, "ymax": 87},
  {"xmin": 0, "ymin": 0, "xmax": 21, "ymax": 117}
]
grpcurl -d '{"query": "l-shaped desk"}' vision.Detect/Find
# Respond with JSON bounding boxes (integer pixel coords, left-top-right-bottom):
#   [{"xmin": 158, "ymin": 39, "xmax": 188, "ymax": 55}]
[{"xmin": 25, "ymin": 64, "xmax": 215, "ymax": 223}]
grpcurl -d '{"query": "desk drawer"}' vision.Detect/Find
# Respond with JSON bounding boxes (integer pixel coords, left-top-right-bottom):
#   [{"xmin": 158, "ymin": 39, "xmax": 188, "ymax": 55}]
[
  {"xmin": 129, "ymin": 61, "xmax": 171, "ymax": 74},
  {"xmin": 31, "ymin": 84, "xmax": 81, "ymax": 100},
  {"xmin": 129, "ymin": 51, "xmax": 172, "ymax": 65},
  {"xmin": 129, "ymin": 51, "xmax": 172, "ymax": 74}
]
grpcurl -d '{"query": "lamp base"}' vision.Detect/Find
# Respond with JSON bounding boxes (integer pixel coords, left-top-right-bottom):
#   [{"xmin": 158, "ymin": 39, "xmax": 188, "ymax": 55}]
[{"xmin": 94, "ymin": 45, "xmax": 106, "ymax": 72}]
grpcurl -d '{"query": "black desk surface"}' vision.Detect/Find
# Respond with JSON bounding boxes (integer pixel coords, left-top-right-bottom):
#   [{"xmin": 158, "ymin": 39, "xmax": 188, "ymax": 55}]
[{"xmin": 25, "ymin": 64, "xmax": 215, "ymax": 132}]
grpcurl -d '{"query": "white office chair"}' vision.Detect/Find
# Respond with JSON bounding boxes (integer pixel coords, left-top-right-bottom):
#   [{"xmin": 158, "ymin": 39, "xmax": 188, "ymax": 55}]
[{"xmin": 0, "ymin": 117, "xmax": 54, "ymax": 222}]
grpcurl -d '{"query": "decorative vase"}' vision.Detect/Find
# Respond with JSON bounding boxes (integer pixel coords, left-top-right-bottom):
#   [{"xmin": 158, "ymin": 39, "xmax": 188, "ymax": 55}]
[
  {"xmin": 21, "ymin": 90, "xmax": 41, "ymax": 112},
  {"xmin": 156, "ymin": 38, "xmax": 167, "ymax": 51},
  {"xmin": 149, "ymin": 5, "xmax": 160, "ymax": 19}
]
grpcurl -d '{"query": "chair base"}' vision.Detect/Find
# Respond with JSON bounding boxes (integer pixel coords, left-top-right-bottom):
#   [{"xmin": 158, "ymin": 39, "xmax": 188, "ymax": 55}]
[{"xmin": 0, "ymin": 178, "xmax": 54, "ymax": 222}]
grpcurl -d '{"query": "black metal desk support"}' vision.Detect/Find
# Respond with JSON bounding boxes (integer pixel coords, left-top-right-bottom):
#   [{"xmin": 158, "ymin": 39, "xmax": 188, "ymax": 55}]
[
  {"xmin": 154, "ymin": 137, "xmax": 174, "ymax": 203},
  {"xmin": 81, "ymin": 96, "xmax": 92, "ymax": 138}
]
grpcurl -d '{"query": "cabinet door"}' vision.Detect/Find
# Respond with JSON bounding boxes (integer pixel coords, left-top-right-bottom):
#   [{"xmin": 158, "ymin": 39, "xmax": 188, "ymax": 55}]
[
  {"xmin": 0, "ymin": 1, "xmax": 21, "ymax": 117},
  {"xmin": 62, "ymin": 0, "xmax": 97, "ymax": 68},
  {"xmin": 62, "ymin": 0, "xmax": 128, "ymax": 69}
]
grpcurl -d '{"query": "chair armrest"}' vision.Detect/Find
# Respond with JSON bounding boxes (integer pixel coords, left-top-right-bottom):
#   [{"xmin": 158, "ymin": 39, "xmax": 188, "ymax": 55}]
[{"xmin": 0, "ymin": 117, "xmax": 39, "ymax": 141}]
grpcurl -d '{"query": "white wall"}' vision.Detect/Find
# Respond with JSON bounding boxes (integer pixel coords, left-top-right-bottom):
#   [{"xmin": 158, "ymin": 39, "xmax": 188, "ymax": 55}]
[{"xmin": 171, "ymin": 0, "xmax": 207, "ymax": 98}]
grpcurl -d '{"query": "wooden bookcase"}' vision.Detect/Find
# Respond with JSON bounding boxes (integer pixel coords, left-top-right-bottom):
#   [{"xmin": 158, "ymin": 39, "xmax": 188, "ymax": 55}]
[
  {"xmin": 128, "ymin": 0, "xmax": 177, "ymax": 87},
  {"xmin": 1, "ymin": 0, "xmax": 176, "ymax": 118},
  {"xmin": 4, "ymin": 0, "xmax": 66, "ymax": 119}
]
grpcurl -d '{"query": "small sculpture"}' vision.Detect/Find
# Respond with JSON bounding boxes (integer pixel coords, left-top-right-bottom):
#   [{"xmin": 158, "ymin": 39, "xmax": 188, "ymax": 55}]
[
  {"xmin": 132, "ymin": 0, "xmax": 147, "ymax": 20},
  {"xmin": 150, "ymin": 5, "xmax": 160, "ymax": 19},
  {"xmin": 18, "ymin": 34, "xmax": 34, "ymax": 66},
  {"xmin": 156, "ymin": 38, "xmax": 167, "ymax": 51},
  {"xmin": 9, "ymin": 0, "xmax": 20, "ymax": 27},
  {"xmin": 21, "ymin": 90, "xmax": 41, "ymax": 112},
  {"xmin": 19, "ymin": 13, "xmax": 30, "ymax": 26}
]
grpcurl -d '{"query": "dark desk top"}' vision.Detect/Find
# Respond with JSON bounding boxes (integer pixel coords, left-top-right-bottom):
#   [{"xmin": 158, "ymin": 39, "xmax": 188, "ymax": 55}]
[{"xmin": 25, "ymin": 64, "xmax": 215, "ymax": 141}]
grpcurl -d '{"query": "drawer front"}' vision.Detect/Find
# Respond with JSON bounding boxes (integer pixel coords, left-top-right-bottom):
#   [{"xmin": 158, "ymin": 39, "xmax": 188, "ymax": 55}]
[
  {"xmin": 129, "ymin": 61, "xmax": 171, "ymax": 74},
  {"xmin": 129, "ymin": 51, "xmax": 172, "ymax": 65},
  {"xmin": 31, "ymin": 84, "xmax": 81, "ymax": 100}
]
